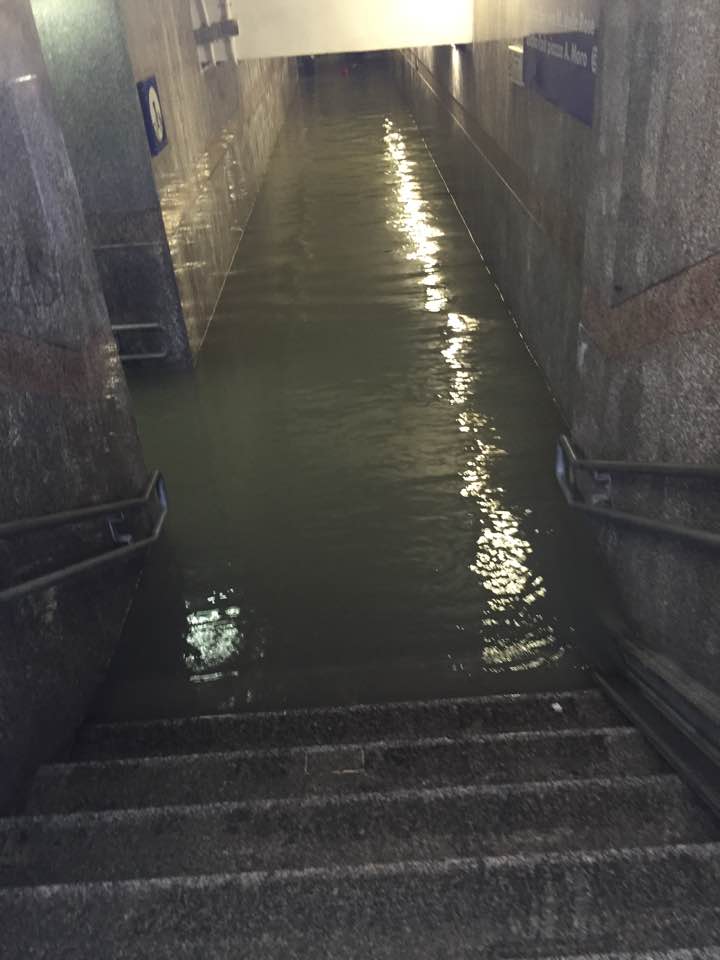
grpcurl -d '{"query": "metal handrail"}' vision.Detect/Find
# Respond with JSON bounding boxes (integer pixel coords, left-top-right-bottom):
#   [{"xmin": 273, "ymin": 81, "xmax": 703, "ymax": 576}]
[
  {"xmin": 556, "ymin": 435, "xmax": 720, "ymax": 549},
  {"xmin": 111, "ymin": 323, "xmax": 164, "ymax": 333},
  {"xmin": 0, "ymin": 473, "xmax": 167, "ymax": 603},
  {"xmin": 0, "ymin": 471, "xmax": 161, "ymax": 539},
  {"xmin": 558, "ymin": 434, "xmax": 720, "ymax": 480}
]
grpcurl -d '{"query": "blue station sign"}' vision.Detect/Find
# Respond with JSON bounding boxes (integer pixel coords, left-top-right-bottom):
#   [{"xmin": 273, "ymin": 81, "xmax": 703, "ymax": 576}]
[
  {"xmin": 137, "ymin": 76, "xmax": 169, "ymax": 156},
  {"xmin": 523, "ymin": 30, "xmax": 598, "ymax": 126}
]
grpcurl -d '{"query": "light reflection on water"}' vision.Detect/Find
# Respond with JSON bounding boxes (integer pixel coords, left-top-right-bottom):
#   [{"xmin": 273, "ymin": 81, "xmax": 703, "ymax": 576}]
[
  {"xmin": 384, "ymin": 119, "xmax": 448, "ymax": 314},
  {"xmin": 383, "ymin": 118, "xmax": 561, "ymax": 675},
  {"xmin": 184, "ymin": 589, "xmax": 267, "ymax": 677},
  {"xmin": 103, "ymin": 66, "xmax": 597, "ymax": 720}
]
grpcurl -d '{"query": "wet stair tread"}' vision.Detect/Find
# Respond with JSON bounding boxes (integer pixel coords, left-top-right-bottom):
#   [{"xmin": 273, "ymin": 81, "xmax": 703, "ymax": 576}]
[
  {"xmin": 72, "ymin": 688, "xmax": 625, "ymax": 760},
  {"xmin": 28, "ymin": 725, "xmax": 664, "ymax": 813},
  {"xmin": 4, "ymin": 774, "xmax": 717, "ymax": 885},
  {"xmin": 2, "ymin": 845, "xmax": 720, "ymax": 960},
  {"xmin": 5, "ymin": 935, "xmax": 719, "ymax": 960},
  {"xmin": 510, "ymin": 952, "xmax": 720, "ymax": 960},
  {"xmin": 6, "ymin": 689, "xmax": 720, "ymax": 958}
]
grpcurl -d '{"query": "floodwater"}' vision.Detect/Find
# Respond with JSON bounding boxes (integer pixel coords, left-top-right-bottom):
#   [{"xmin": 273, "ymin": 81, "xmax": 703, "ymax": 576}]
[{"xmin": 93, "ymin": 58, "xmax": 606, "ymax": 721}]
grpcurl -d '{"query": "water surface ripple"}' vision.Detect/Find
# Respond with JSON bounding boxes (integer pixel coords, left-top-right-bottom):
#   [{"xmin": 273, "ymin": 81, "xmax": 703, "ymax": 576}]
[{"xmin": 97, "ymin": 61, "xmax": 602, "ymax": 719}]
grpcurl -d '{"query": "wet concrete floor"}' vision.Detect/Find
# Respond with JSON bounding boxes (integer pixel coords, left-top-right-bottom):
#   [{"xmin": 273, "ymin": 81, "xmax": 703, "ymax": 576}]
[{"xmin": 93, "ymin": 59, "xmax": 608, "ymax": 720}]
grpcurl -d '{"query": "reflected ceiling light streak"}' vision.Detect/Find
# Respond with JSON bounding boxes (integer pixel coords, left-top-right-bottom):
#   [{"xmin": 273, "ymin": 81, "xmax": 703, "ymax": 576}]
[
  {"xmin": 381, "ymin": 120, "xmax": 560, "ymax": 671},
  {"xmin": 384, "ymin": 119, "xmax": 448, "ymax": 313},
  {"xmin": 444, "ymin": 310, "xmax": 556, "ymax": 664}
]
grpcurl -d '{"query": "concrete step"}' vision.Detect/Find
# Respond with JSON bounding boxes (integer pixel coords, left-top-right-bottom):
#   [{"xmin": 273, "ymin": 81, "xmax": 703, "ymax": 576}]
[
  {"xmin": 2, "ymin": 844, "xmax": 719, "ymax": 959},
  {"xmin": 5, "ymin": 775, "xmax": 716, "ymax": 886},
  {"xmin": 42, "ymin": 946, "xmax": 720, "ymax": 960},
  {"xmin": 81, "ymin": 945, "xmax": 720, "ymax": 960},
  {"xmin": 8, "ymin": 938, "xmax": 717, "ymax": 960},
  {"xmin": 72, "ymin": 688, "xmax": 624, "ymax": 761},
  {"xmin": 28, "ymin": 726, "xmax": 664, "ymax": 814}
]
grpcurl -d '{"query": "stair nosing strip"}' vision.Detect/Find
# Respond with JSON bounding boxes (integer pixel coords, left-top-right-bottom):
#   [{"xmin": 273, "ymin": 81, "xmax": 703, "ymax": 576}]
[
  {"xmin": 79, "ymin": 687, "xmax": 606, "ymax": 733},
  {"xmin": 3, "ymin": 842, "xmax": 720, "ymax": 897},
  {"xmin": 16, "ymin": 772, "xmax": 683, "ymax": 827},
  {"xmin": 504, "ymin": 950, "xmax": 720, "ymax": 960}
]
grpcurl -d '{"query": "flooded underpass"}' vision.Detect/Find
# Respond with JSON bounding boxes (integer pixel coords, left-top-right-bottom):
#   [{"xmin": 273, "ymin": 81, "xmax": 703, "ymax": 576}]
[
  {"xmin": 7, "ymin": 6, "xmax": 720, "ymax": 951},
  {"xmin": 92, "ymin": 57, "xmax": 607, "ymax": 721}
]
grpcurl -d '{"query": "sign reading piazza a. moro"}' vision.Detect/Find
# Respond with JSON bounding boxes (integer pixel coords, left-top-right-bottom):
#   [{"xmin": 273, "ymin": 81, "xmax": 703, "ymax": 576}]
[{"xmin": 523, "ymin": 9, "xmax": 598, "ymax": 126}]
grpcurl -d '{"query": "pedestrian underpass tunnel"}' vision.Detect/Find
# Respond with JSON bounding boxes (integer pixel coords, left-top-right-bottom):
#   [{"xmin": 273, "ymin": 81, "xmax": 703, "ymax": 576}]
[
  {"xmin": 3, "ymin": 0, "xmax": 719, "ymax": 816},
  {"xmin": 3, "ymin": 1, "xmax": 720, "ymax": 954},
  {"xmin": 96, "ymin": 57, "xmax": 605, "ymax": 721}
]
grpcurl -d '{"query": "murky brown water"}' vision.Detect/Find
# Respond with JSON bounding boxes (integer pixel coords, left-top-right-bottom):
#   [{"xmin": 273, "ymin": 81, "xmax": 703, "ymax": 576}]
[{"xmin": 93, "ymin": 58, "xmax": 606, "ymax": 720}]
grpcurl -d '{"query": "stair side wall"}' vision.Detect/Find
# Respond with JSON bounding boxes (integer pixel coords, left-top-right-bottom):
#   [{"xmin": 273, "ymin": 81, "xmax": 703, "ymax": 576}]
[{"xmin": 0, "ymin": 0, "xmax": 148, "ymax": 812}]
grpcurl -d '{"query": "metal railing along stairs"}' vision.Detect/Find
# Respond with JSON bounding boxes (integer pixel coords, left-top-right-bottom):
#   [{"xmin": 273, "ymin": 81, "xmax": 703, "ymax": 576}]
[
  {"xmin": 556, "ymin": 433, "xmax": 720, "ymax": 549},
  {"xmin": 556, "ymin": 433, "xmax": 720, "ymax": 816},
  {"xmin": 0, "ymin": 472, "xmax": 167, "ymax": 603}
]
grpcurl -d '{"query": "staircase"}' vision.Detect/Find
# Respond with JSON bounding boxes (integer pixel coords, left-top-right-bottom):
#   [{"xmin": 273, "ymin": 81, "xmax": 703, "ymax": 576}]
[{"xmin": 1, "ymin": 688, "xmax": 719, "ymax": 957}]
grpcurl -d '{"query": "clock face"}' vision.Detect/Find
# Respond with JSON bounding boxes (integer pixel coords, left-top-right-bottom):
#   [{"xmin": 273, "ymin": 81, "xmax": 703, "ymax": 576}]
[{"xmin": 148, "ymin": 86, "xmax": 165, "ymax": 143}]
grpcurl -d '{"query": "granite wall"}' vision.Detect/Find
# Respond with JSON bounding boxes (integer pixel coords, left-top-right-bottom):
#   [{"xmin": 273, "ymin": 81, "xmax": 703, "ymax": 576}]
[
  {"xmin": 394, "ymin": 36, "xmax": 592, "ymax": 418},
  {"xmin": 30, "ymin": 0, "xmax": 191, "ymax": 366},
  {"xmin": 0, "ymin": 0, "xmax": 148, "ymax": 811},
  {"xmin": 575, "ymin": 0, "xmax": 720, "ymax": 745},
  {"xmin": 395, "ymin": 0, "xmax": 720, "ymax": 745},
  {"xmin": 32, "ymin": 0, "xmax": 297, "ymax": 364},
  {"xmin": 118, "ymin": 0, "xmax": 298, "ymax": 354}
]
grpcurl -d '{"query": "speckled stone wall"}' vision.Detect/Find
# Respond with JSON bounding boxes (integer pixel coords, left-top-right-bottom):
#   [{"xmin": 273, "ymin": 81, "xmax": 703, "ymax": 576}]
[
  {"xmin": 393, "ymin": 35, "xmax": 593, "ymax": 418},
  {"xmin": 574, "ymin": 0, "xmax": 720, "ymax": 743},
  {"xmin": 396, "ymin": 1, "xmax": 720, "ymax": 743},
  {"xmin": 0, "ymin": 0, "xmax": 147, "ymax": 811},
  {"xmin": 118, "ymin": 0, "xmax": 298, "ymax": 354},
  {"xmin": 30, "ymin": 0, "xmax": 192, "ymax": 367},
  {"xmin": 31, "ymin": 0, "xmax": 297, "ymax": 363}
]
